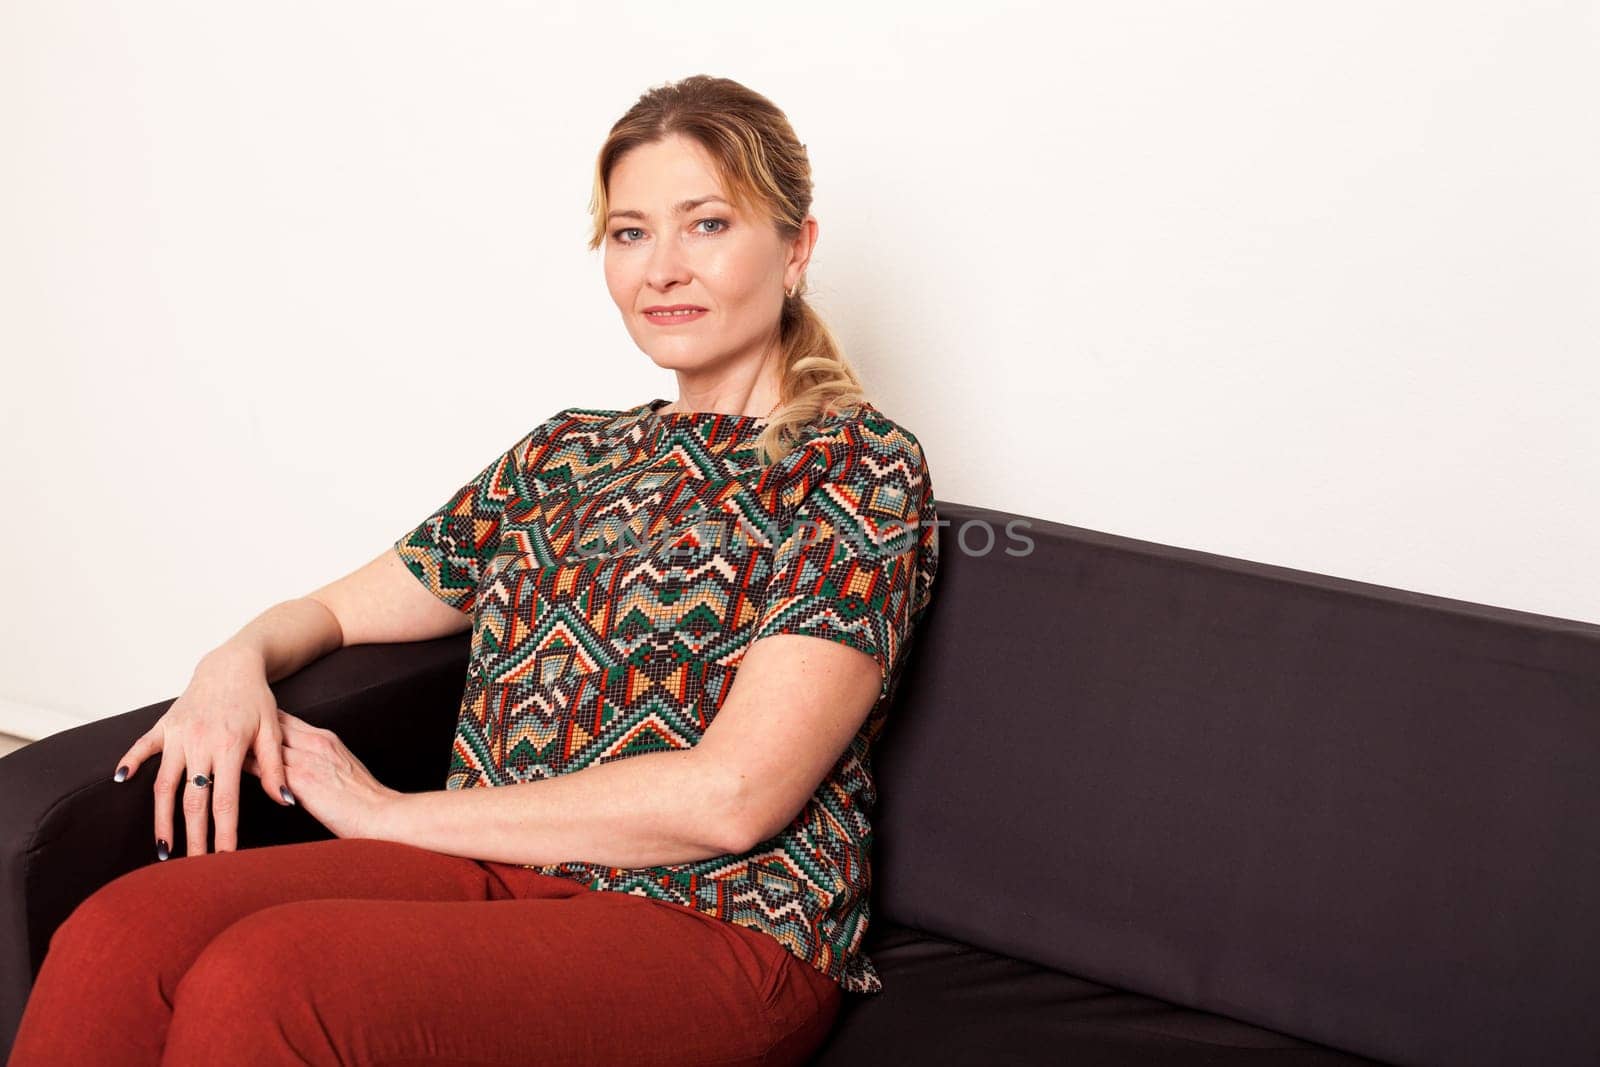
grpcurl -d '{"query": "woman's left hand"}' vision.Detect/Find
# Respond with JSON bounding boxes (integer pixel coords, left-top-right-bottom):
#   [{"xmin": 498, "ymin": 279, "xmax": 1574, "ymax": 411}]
[{"xmin": 244, "ymin": 709, "xmax": 401, "ymax": 841}]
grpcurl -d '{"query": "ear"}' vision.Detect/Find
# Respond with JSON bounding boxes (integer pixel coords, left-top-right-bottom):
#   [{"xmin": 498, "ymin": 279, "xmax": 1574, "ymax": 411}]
[{"xmin": 785, "ymin": 215, "xmax": 819, "ymax": 289}]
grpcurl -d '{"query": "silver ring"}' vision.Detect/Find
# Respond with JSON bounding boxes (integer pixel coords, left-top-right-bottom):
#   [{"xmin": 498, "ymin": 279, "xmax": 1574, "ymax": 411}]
[{"xmin": 192, "ymin": 773, "xmax": 212, "ymax": 788}]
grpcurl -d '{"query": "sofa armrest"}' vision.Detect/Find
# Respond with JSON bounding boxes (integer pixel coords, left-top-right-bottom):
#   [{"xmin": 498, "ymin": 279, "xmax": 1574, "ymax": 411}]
[{"xmin": 0, "ymin": 633, "xmax": 470, "ymax": 1055}]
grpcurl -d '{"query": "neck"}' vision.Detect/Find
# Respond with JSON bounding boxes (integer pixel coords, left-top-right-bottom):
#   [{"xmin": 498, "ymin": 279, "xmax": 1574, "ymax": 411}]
[
  {"xmin": 660, "ymin": 382, "xmax": 782, "ymax": 419},
  {"xmin": 662, "ymin": 341, "xmax": 785, "ymax": 417}
]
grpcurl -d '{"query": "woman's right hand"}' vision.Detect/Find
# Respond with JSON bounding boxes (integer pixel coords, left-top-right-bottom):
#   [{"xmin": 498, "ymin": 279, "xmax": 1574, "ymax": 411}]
[{"xmin": 111, "ymin": 646, "xmax": 296, "ymax": 860}]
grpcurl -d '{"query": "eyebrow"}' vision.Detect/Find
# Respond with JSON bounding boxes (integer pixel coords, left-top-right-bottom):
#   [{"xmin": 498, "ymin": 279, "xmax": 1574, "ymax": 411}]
[{"xmin": 606, "ymin": 195, "xmax": 730, "ymax": 222}]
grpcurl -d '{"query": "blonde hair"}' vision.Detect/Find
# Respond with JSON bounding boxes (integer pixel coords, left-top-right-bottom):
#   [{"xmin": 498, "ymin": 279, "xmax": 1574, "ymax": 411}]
[{"xmin": 586, "ymin": 74, "xmax": 868, "ymax": 465}]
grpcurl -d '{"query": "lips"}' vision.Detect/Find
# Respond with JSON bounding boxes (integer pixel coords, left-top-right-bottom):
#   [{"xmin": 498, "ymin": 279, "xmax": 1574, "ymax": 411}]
[{"xmin": 643, "ymin": 306, "xmax": 709, "ymax": 325}]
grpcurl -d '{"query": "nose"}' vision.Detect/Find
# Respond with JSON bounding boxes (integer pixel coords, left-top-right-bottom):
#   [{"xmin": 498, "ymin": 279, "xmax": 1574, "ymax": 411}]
[{"xmin": 644, "ymin": 233, "xmax": 693, "ymax": 294}]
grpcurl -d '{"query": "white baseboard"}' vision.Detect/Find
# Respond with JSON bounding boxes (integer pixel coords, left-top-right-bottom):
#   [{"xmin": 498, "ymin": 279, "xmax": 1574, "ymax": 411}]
[{"xmin": 0, "ymin": 697, "xmax": 91, "ymax": 743}]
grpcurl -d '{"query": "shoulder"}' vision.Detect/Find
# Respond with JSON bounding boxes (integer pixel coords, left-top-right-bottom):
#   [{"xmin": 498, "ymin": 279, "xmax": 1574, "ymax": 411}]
[
  {"xmin": 775, "ymin": 402, "xmax": 940, "ymax": 610},
  {"xmin": 506, "ymin": 400, "xmax": 655, "ymax": 467},
  {"xmin": 528, "ymin": 400, "xmax": 650, "ymax": 439},
  {"xmin": 767, "ymin": 401, "xmax": 933, "ymax": 510},
  {"xmin": 551, "ymin": 398, "xmax": 657, "ymax": 426},
  {"xmin": 795, "ymin": 400, "xmax": 929, "ymax": 474}
]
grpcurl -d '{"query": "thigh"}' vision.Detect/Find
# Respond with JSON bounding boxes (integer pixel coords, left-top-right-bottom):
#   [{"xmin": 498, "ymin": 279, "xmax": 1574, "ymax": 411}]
[
  {"xmin": 162, "ymin": 886, "xmax": 840, "ymax": 1067},
  {"xmin": 63, "ymin": 836, "xmax": 502, "ymax": 961},
  {"xmin": 10, "ymin": 838, "xmax": 499, "ymax": 1067}
]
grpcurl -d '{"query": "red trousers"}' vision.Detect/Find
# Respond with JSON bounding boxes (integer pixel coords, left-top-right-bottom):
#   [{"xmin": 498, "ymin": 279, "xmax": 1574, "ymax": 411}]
[{"xmin": 7, "ymin": 837, "xmax": 841, "ymax": 1066}]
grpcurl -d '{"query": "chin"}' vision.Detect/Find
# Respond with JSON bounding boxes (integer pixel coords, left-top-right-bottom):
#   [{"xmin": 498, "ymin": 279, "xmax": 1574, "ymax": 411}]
[
  {"xmin": 637, "ymin": 342, "xmax": 722, "ymax": 372},
  {"xmin": 639, "ymin": 348, "xmax": 693, "ymax": 371}
]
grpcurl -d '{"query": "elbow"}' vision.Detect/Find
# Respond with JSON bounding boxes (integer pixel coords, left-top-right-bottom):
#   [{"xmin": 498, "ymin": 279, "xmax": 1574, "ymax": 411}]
[
  {"xmin": 706, "ymin": 757, "xmax": 769, "ymax": 855},
  {"xmin": 719, "ymin": 819, "xmax": 758, "ymax": 856},
  {"xmin": 303, "ymin": 594, "xmax": 347, "ymax": 651}
]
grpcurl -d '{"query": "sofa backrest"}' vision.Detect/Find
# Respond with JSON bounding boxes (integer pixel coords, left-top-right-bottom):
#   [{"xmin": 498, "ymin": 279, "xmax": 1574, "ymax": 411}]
[{"xmin": 870, "ymin": 500, "xmax": 1600, "ymax": 1067}]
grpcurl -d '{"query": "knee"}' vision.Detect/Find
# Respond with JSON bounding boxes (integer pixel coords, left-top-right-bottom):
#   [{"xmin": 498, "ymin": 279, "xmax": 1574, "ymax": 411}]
[
  {"xmin": 46, "ymin": 864, "xmax": 168, "ymax": 959},
  {"xmin": 166, "ymin": 905, "xmax": 341, "ymax": 1062},
  {"xmin": 173, "ymin": 904, "xmax": 303, "ymax": 1009}
]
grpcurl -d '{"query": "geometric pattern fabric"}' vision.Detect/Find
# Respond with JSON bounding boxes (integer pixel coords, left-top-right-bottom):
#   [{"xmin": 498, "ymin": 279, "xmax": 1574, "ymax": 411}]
[{"xmin": 393, "ymin": 397, "xmax": 940, "ymax": 994}]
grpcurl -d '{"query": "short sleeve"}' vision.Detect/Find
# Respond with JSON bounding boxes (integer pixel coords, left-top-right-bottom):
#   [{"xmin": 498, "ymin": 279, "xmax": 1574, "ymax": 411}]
[
  {"xmin": 752, "ymin": 428, "xmax": 938, "ymax": 701},
  {"xmin": 392, "ymin": 412, "xmax": 565, "ymax": 614}
]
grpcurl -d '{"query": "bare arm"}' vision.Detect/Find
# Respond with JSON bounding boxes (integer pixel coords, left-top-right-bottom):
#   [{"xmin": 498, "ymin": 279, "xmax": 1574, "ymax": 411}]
[
  {"xmin": 205, "ymin": 598, "xmax": 342, "ymax": 684},
  {"xmin": 300, "ymin": 545, "xmax": 475, "ymax": 650},
  {"xmin": 367, "ymin": 749, "xmax": 743, "ymax": 867},
  {"xmin": 220, "ymin": 540, "xmax": 477, "ymax": 677},
  {"xmin": 115, "ymin": 545, "xmax": 474, "ymax": 858},
  {"xmin": 356, "ymin": 634, "xmax": 877, "ymax": 869}
]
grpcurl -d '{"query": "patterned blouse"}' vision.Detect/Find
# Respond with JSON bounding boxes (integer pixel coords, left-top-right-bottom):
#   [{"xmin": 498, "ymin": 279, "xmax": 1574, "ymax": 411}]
[{"xmin": 392, "ymin": 396, "xmax": 940, "ymax": 993}]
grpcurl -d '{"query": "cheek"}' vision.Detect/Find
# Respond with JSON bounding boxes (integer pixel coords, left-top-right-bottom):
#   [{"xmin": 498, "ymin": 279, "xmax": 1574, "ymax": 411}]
[
  {"xmin": 601, "ymin": 244, "xmax": 643, "ymax": 289},
  {"xmin": 700, "ymin": 249, "xmax": 774, "ymax": 308},
  {"xmin": 603, "ymin": 258, "xmax": 635, "ymax": 307}
]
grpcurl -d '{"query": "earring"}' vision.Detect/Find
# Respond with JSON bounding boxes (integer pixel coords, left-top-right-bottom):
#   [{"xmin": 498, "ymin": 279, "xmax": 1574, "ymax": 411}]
[{"xmin": 786, "ymin": 284, "xmax": 798, "ymax": 299}]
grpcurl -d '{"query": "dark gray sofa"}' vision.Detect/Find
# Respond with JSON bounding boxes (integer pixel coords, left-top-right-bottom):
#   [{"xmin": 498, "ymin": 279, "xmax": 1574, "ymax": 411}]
[{"xmin": 3, "ymin": 500, "xmax": 1597, "ymax": 1065}]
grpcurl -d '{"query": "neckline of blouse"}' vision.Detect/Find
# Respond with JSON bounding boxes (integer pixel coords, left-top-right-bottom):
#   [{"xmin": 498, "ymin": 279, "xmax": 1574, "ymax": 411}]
[{"xmin": 643, "ymin": 397, "xmax": 773, "ymax": 427}]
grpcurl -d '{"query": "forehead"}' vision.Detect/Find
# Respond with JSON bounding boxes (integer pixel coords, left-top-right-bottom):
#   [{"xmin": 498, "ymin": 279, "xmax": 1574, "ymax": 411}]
[{"xmin": 608, "ymin": 135, "xmax": 734, "ymax": 210}]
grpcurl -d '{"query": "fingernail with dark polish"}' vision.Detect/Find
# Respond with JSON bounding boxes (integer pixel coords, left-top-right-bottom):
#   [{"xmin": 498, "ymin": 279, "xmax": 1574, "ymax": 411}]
[
  {"xmin": 280, "ymin": 786, "xmax": 296, "ymax": 806},
  {"xmin": 113, "ymin": 766, "xmax": 129, "ymax": 783},
  {"xmin": 156, "ymin": 839, "xmax": 169, "ymax": 861}
]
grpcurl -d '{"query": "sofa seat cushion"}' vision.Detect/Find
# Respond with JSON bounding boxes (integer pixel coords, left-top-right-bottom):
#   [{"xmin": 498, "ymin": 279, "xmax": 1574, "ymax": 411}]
[{"xmin": 811, "ymin": 923, "xmax": 1389, "ymax": 1066}]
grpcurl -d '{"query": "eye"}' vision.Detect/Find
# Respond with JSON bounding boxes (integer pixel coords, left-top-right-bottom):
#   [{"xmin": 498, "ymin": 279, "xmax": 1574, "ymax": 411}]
[
  {"xmin": 612, "ymin": 227, "xmax": 644, "ymax": 244},
  {"xmin": 695, "ymin": 217, "xmax": 728, "ymax": 235}
]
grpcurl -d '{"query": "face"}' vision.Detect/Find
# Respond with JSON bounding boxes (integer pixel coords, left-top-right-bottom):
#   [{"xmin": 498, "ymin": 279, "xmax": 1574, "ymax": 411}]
[{"xmin": 603, "ymin": 133, "xmax": 815, "ymax": 390}]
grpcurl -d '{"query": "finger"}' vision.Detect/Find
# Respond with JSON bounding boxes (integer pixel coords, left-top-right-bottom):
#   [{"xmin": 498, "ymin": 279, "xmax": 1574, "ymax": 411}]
[
  {"xmin": 181, "ymin": 746, "xmax": 214, "ymax": 858},
  {"xmin": 208, "ymin": 747, "xmax": 247, "ymax": 854},
  {"xmin": 276, "ymin": 707, "xmax": 309, "ymax": 737},
  {"xmin": 279, "ymin": 709, "xmax": 334, "ymax": 750},
  {"xmin": 113, "ymin": 723, "xmax": 163, "ymax": 783},
  {"xmin": 243, "ymin": 751, "xmax": 296, "ymax": 815},
  {"xmin": 254, "ymin": 718, "xmax": 296, "ymax": 807},
  {"xmin": 152, "ymin": 738, "xmax": 185, "ymax": 861}
]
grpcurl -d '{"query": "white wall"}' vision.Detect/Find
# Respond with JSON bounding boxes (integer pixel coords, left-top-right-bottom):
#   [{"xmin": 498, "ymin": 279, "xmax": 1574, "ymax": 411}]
[{"xmin": 2, "ymin": 0, "xmax": 1595, "ymax": 740}]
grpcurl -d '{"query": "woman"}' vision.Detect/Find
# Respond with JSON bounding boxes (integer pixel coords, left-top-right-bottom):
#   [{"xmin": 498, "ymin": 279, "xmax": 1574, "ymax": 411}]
[{"xmin": 7, "ymin": 74, "xmax": 939, "ymax": 1067}]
